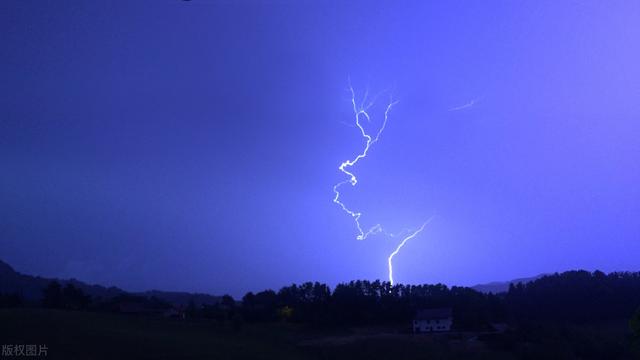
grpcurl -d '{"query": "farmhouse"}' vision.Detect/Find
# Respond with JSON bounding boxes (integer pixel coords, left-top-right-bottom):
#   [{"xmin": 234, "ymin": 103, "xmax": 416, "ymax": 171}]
[{"xmin": 412, "ymin": 307, "xmax": 453, "ymax": 333}]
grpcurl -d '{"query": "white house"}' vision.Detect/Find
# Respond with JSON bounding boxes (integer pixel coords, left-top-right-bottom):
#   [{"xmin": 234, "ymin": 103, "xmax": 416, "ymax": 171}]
[{"xmin": 413, "ymin": 308, "xmax": 453, "ymax": 333}]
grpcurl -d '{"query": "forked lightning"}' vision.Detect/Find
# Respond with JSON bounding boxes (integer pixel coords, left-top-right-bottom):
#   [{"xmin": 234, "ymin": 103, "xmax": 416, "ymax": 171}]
[{"xmin": 332, "ymin": 82, "xmax": 431, "ymax": 285}]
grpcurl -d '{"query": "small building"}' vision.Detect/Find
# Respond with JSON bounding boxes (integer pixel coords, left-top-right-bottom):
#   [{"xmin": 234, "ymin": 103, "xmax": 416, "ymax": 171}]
[
  {"xmin": 163, "ymin": 307, "xmax": 186, "ymax": 319},
  {"xmin": 413, "ymin": 307, "xmax": 453, "ymax": 333}
]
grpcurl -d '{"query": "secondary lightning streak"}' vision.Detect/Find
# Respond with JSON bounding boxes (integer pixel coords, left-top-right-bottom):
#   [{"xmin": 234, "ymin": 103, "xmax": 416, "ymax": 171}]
[
  {"xmin": 449, "ymin": 98, "xmax": 479, "ymax": 111},
  {"xmin": 387, "ymin": 217, "xmax": 434, "ymax": 286}
]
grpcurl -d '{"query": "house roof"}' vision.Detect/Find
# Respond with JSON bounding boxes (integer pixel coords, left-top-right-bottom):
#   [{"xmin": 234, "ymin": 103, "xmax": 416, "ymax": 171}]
[{"xmin": 414, "ymin": 307, "xmax": 452, "ymax": 320}]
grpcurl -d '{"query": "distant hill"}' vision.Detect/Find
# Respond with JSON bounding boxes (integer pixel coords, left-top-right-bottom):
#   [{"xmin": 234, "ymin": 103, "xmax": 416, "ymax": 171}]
[
  {"xmin": 0, "ymin": 259, "xmax": 122, "ymax": 301},
  {"xmin": 471, "ymin": 274, "xmax": 548, "ymax": 294},
  {"xmin": 0, "ymin": 259, "xmax": 221, "ymax": 307}
]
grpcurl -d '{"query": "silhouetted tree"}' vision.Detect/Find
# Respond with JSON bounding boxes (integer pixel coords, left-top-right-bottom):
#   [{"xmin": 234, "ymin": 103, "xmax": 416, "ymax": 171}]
[
  {"xmin": 62, "ymin": 284, "xmax": 90, "ymax": 309},
  {"xmin": 242, "ymin": 290, "xmax": 277, "ymax": 322},
  {"xmin": 238, "ymin": 270, "xmax": 640, "ymax": 336},
  {"xmin": 221, "ymin": 295, "xmax": 235, "ymax": 309},
  {"xmin": 209, "ymin": 294, "xmax": 237, "ymax": 321},
  {"xmin": 507, "ymin": 271, "xmax": 640, "ymax": 324},
  {"xmin": 42, "ymin": 281, "xmax": 63, "ymax": 308}
]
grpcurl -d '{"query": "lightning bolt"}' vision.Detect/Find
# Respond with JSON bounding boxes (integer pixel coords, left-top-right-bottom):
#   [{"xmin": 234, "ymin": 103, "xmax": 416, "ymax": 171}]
[
  {"xmin": 387, "ymin": 217, "xmax": 434, "ymax": 286},
  {"xmin": 332, "ymin": 83, "xmax": 397, "ymax": 241},
  {"xmin": 332, "ymin": 81, "xmax": 433, "ymax": 285}
]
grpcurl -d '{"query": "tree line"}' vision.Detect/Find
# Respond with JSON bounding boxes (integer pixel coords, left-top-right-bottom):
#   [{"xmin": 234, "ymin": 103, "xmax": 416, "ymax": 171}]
[
  {"xmin": 2, "ymin": 270, "xmax": 639, "ymax": 334},
  {"xmin": 3, "ymin": 270, "xmax": 639, "ymax": 359}
]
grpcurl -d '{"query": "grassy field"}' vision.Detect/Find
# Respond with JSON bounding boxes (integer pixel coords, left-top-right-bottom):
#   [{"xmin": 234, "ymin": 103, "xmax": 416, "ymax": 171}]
[
  {"xmin": 1, "ymin": 308, "xmax": 312, "ymax": 359},
  {"xmin": 0, "ymin": 308, "xmax": 512, "ymax": 360},
  {"xmin": 1, "ymin": 308, "xmax": 632, "ymax": 359}
]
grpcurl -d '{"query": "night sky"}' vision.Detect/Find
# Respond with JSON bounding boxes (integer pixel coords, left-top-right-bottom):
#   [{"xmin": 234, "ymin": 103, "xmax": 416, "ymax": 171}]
[{"xmin": 1, "ymin": 1, "xmax": 639, "ymax": 297}]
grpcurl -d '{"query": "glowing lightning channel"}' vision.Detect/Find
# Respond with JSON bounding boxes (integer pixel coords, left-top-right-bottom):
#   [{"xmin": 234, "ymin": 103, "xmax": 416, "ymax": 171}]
[
  {"xmin": 387, "ymin": 217, "xmax": 434, "ymax": 286},
  {"xmin": 332, "ymin": 83, "xmax": 398, "ymax": 241},
  {"xmin": 332, "ymin": 82, "xmax": 434, "ymax": 286}
]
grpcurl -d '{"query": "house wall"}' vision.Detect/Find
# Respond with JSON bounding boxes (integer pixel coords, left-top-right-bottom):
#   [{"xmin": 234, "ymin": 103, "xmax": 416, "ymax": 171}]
[{"xmin": 413, "ymin": 318, "xmax": 452, "ymax": 333}]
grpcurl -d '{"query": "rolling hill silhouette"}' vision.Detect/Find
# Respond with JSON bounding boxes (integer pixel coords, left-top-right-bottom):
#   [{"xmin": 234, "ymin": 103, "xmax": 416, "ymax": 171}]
[{"xmin": 0, "ymin": 259, "xmax": 221, "ymax": 307}]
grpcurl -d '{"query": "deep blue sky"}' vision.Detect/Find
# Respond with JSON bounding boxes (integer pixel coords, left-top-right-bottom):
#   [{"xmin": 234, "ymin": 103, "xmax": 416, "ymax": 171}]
[{"xmin": 1, "ymin": 0, "xmax": 639, "ymax": 297}]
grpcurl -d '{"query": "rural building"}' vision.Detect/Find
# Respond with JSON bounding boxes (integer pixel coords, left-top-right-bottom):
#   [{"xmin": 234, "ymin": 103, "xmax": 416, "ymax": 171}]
[{"xmin": 413, "ymin": 307, "xmax": 453, "ymax": 333}]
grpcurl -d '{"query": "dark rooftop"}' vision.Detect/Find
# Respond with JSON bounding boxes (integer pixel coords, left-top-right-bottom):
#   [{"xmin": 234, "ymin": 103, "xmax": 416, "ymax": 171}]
[{"xmin": 414, "ymin": 308, "xmax": 453, "ymax": 320}]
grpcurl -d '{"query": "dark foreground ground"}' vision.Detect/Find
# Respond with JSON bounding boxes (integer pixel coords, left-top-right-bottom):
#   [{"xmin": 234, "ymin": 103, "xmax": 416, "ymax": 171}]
[{"xmin": 0, "ymin": 309, "xmax": 635, "ymax": 360}]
